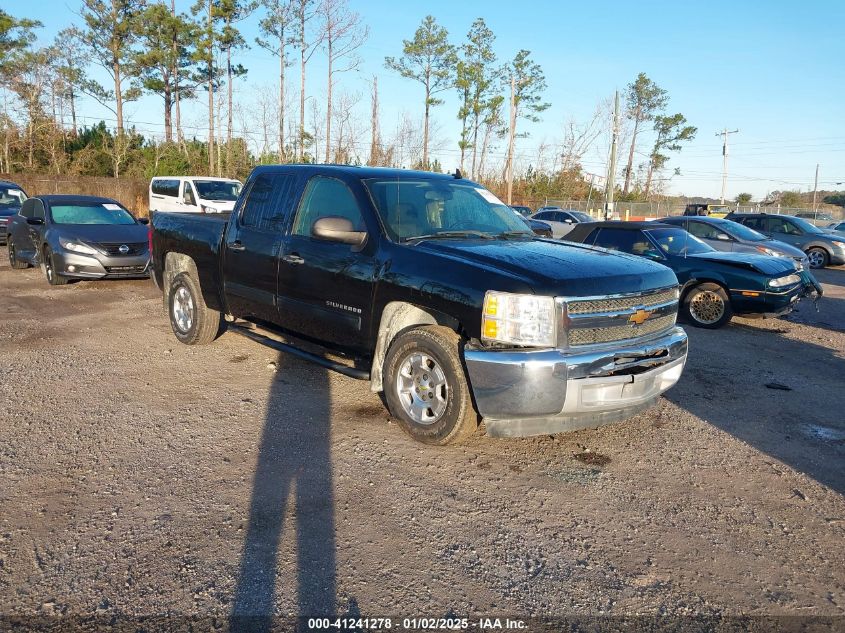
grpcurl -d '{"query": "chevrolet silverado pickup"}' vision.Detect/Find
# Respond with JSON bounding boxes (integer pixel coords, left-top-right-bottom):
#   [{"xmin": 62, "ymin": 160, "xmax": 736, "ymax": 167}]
[{"xmin": 150, "ymin": 165, "xmax": 688, "ymax": 444}]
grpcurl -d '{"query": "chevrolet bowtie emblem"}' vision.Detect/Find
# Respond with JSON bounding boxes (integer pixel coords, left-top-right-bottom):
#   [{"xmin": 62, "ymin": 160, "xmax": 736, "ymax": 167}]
[{"xmin": 629, "ymin": 309, "xmax": 653, "ymax": 326}]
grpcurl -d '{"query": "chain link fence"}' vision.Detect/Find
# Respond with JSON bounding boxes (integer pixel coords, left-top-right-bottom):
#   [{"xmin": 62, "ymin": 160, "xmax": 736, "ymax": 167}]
[
  {"xmin": 539, "ymin": 200, "xmax": 845, "ymax": 224},
  {"xmin": 1, "ymin": 174, "xmax": 151, "ymax": 217}
]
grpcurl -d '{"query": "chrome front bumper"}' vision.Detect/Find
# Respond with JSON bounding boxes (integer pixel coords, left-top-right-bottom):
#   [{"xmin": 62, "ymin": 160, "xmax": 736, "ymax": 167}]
[{"xmin": 464, "ymin": 327, "xmax": 688, "ymax": 437}]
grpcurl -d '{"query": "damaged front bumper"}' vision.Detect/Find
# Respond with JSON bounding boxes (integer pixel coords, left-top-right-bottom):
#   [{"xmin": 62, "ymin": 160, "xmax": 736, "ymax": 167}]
[{"xmin": 463, "ymin": 327, "xmax": 688, "ymax": 438}]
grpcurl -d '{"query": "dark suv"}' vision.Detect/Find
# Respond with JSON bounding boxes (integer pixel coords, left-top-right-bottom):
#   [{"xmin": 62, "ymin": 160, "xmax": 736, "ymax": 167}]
[
  {"xmin": 726, "ymin": 213, "xmax": 845, "ymax": 268},
  {"xmin": 0, "ymin": 180, "xmax": 28, "ymax": 244}
]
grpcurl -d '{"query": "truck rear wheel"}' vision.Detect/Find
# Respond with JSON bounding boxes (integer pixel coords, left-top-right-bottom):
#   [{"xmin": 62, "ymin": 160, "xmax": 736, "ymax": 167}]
[
  {"xmin": 383, "ymin": 325, "xmax": 479, "ymax": 445},
  {"xmin": 168, "ymin": 272, "xmax": 223, "ymax": 345}
]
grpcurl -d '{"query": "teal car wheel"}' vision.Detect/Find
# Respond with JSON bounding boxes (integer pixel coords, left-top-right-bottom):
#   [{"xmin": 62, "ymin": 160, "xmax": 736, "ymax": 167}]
[{"xmin": 682, "ymin": 283, "xmax": 733, "ymax": 329}]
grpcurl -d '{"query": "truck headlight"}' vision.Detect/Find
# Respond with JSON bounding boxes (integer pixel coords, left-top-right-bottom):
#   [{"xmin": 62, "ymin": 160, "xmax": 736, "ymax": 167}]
[
  {"xmin": 482, "ymin": 291, "xmax": 556, "ymax": 346},
  {"xmin": 769, "ymin": 274, "xmax": 801, "ymax": 288},
  {"xmin": 59, "ymin": 237, "xmax": 97, "ymax": 255}
]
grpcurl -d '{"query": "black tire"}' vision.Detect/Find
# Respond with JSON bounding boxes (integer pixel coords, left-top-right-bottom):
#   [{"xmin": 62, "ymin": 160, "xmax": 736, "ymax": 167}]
[
  {"xmin": 383, "ymin": 325, "xmax": 478, "ymax": 445},
  {"xmin": 681, "ymin": 282, "xmax": 733, "ymax": 329},
  {"xmin": 8, "ymin": 241, "xmax": 28, "ymax": 269},
  {"xmin": 43, "ymin": 247, "xmax": 68, "ymax": 285},
  {"xmin": 167, "ymin": 271, "xmax": 224, "ymax": 345},
  {"xmin": 806, "ymin": 247, "xmax": 829, "ymax": 269}
]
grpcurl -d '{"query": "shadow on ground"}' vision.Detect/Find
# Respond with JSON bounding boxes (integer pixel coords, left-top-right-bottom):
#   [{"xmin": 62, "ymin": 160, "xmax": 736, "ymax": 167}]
[{"xmin": 230, "ymin": 354, "xmax": 336, "ymax": 631}]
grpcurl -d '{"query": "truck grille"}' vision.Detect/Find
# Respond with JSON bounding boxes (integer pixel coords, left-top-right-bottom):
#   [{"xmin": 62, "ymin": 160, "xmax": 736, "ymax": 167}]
[
  {"xmin": 95, "ymin": 242, "xmax": 147, "ymax": 256},
  {"xmin": 560, "ymin": 286, "xmax": 679, "ymax": 348}
]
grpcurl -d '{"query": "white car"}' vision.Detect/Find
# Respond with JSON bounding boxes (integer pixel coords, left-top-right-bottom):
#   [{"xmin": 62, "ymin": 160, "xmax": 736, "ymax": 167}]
[
  {"xmin": 529, "ymin": 209, "xmax": 595, "ymax": 239},
  {"xmin": 149, "ymin": 176, "xmax": 242, "ymax": 214}
]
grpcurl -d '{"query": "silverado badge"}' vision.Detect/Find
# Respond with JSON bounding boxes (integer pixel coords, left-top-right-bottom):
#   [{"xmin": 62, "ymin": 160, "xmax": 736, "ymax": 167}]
[{"xmin": 628, "ymin": 308, "xmax": 653, "ymax": 326}]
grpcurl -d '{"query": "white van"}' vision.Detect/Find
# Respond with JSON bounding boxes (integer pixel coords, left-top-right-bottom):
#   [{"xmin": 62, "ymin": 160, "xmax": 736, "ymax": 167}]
[{"xmin": 149, "ymin": 177, "xmax": 242, "ymax": 214}]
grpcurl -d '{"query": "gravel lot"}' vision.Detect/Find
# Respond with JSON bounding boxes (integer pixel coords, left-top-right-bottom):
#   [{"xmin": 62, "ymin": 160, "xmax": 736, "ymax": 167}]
[{"xmin": 1, "ymin": 248, "xmax": 844, "ymax": 630}]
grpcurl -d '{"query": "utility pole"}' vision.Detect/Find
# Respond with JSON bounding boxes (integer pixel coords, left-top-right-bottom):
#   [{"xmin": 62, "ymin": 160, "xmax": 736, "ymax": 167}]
[
  {"xmin": 812, "ymin": 163, "xmax": 819, "ymax": 212},
  {"xmin": 604, "ymin": 90, "xmax": 620, "ymax": 220},
  {"xmin": 716, "ymin": 128, "xmax": 739, "ymax": 203}
]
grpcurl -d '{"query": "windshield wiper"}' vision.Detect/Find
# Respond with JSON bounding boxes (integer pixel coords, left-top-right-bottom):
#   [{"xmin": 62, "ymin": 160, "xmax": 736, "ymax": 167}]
[
  {"xmin": 496, "ymin": 231, "xmax": 533, "ymax": 239},
  {"xmin": 402, "ymin": 230, "xmax": 494, "ymax": 242}
]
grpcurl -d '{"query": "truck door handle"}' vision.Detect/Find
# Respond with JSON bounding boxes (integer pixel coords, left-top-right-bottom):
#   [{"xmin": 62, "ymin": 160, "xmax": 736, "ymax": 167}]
[
  {"xmin": 282, "ymin": 253, "xmax": 304, "ymax": 265},
  {"xmin": 229, "ymin": 240, "xmax": 246, "ymax": 251}
]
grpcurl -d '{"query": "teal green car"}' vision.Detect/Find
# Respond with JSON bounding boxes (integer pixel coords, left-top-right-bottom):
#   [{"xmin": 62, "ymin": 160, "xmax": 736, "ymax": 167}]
[{"xmin": 565, "ymin": 222, "xmax": 823, "ymax": 328}]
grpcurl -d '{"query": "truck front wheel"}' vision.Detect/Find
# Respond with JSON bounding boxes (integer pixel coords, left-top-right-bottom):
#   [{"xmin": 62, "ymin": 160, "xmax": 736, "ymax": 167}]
[
  {"xmin": 168, "ymin": 272, "xmax": 223, "ymax": 345},
  {"xmin": 383, "ymin": 326, "xmax": 479, "ymax": 445}
]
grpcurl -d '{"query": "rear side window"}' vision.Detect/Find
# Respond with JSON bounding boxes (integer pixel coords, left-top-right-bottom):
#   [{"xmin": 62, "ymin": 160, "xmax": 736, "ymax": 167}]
[
  {"xmin": 534, "ymin": 211, "xmax": 551, "ymax": 220},
  {"xmin": 741, "ymin": 217, "xmax": 763, "ymax": 230},
  {"xmin": 292, "ymin": 176, "xmax": 364, "ymax": 237},
  {"xmin": 151, "ymin": 179, "xmax": 180, "ymax": 197},
  {"xmin": 592, "ymin": 228, "xmax": 659, "ymax": 257},
  {"xmin": 241, "ymin": 173, "xmax": 297, "ymax": 230}
]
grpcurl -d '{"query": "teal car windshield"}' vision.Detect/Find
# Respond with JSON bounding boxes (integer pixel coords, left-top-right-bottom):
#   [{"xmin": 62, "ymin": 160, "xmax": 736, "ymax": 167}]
[
  {"xmin": 364, "ymin": 178, "xmax": 532, "ymax": 241},
  {"xmin": 646, "ymin": 227, "xmax": 713, "ymax": 256},
  {"xmin": 50, "ymin": 203, "xmax": 137, "ymax": 225}
]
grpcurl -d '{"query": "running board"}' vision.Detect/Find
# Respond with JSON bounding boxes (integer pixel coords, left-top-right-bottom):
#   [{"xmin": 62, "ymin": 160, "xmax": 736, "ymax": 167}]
[{"xmin": 229, "ymin": 323, "xmax": 370, "ymax": 380}]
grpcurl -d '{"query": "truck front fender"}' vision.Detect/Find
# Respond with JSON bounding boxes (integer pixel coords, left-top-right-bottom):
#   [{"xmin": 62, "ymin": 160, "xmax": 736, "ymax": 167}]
[{"xmin": 370, "ymin": 301, "xmax": 460, "ymax": 392}]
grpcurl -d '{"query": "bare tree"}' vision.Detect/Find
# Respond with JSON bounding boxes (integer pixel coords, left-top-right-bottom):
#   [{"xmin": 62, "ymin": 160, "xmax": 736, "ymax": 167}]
[
  {"xmin": 316, "ymin": 0, "xmax": 367, "ymax": 162},
  {"xmin": 558, "ymin": 104, "xmax": 604, "ymax": 173},
  {"xmin": 293, "ymin": 0, "xmax": 322, "ymax": 161},
  {"xmin": 257, "ymin": 0, "xmax": 294, "ymax": 161}
]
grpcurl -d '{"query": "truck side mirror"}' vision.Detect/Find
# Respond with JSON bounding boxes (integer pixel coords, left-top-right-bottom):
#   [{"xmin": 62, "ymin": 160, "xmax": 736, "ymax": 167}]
[{"xmin": 312, "ymin": 216, "xmax": 367, "ymax": 248}]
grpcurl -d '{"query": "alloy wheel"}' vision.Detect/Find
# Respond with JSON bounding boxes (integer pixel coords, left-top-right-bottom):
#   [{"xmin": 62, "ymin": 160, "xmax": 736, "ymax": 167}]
[
  {"xmin": 689, "ymin": 290, "xmax": 726, "ymax": 325},
  {"xmin": 172, "ymin": 285, "xmax": 195, "ymax": 333},
  {"xmin": 395, "ymin": 352, "xmax": 449, "ymax": 425}
]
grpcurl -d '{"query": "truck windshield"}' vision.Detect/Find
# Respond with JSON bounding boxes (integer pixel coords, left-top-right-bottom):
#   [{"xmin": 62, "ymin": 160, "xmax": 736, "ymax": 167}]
[
  {"xmin": 193, "ymin": 180, "xmax": 241, "ymax": 201},
  {"xmin": 363, "ymin": 178, "xmax": 532, "ymax": 241},
  {"xmin": 50, "ymin": 203, "xmax": 137, "ymax": 225}
]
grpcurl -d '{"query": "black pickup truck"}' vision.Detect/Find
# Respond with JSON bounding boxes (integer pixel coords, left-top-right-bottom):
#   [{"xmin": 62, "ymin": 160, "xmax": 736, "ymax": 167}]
[{"xmin": 151, "ymin": 165, "xmax": 688, "ymax": 444}]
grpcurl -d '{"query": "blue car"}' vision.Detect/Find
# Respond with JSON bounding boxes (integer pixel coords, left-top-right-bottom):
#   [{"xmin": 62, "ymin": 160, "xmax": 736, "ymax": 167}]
[
  {"xmin": 0, "ymin": 180, "xmax": 28, "ymax": 244},
  {"xmin": 565, "ymin": 221, "xmax": 822, "ymax": 329}
]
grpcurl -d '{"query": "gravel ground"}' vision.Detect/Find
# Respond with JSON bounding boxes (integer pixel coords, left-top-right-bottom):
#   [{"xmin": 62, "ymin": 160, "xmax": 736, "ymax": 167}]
[{"xmin": 1, "ymin": 248, "xmax": 844, "ymax": 631}]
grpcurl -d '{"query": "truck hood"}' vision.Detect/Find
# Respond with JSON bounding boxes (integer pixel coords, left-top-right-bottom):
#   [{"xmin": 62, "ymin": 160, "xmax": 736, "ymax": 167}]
[
  {"xmin": 62, "ymin": 223, "xmax": 150, "ymax": 244},
  {"xmin": 414, "ymin": 238, "xmax": 678, "ymax": 296},
  {"xmin": 687, "ymin": 250, "xmax": 798, "ymax": 275}
]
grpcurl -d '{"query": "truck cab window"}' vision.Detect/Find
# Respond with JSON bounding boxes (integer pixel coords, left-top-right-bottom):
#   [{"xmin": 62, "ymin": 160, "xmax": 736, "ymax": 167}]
[
  {"xmin": 293, "ymin": 176, "xmax": 364, "ymax": 237},
  {"xmin": 241, "ymin": 174, "xmax": 296, "ymax": 230},
  {"xmin": 20, "ymin": 199, "xmax": 35, "ymax": 218}
]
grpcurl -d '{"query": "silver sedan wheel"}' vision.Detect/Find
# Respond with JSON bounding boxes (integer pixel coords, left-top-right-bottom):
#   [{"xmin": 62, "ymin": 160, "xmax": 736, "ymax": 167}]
[
  {"xmin": 395, "ymin": 352, "xmax": 448, "ymax": 425},
  {"xmin": 689, "ymin": 290, "xmax": 725, "ymax": 325},
  {"xmin": 807, "ymin": 249, "xmax": 826, "ymax": 269},
  {"xmin": 172, "ymin": 285, "xmax": 195, "ymax": 333}
]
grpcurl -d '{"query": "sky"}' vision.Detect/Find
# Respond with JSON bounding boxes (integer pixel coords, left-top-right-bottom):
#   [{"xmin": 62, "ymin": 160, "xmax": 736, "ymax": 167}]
[{"xmin": 11, "ymin": 0, "xmax": 845, "ymax": 200}]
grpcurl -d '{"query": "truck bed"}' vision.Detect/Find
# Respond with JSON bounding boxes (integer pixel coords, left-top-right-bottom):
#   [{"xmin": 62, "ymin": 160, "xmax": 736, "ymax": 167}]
[{"xmin": 150, "ymin": 211, "xmax": 231, "ymax": 310}]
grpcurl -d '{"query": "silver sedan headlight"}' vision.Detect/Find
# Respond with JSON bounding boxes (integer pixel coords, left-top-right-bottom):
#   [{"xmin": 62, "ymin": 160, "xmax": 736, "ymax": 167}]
[{"xmin": 59, "ymin": 237, "xmax": 98, "ymax": 255}]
